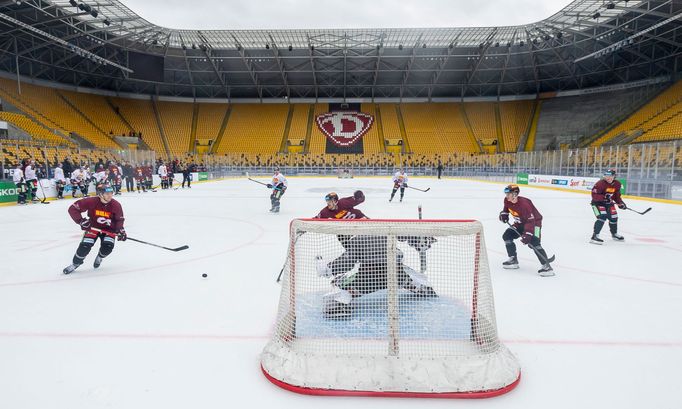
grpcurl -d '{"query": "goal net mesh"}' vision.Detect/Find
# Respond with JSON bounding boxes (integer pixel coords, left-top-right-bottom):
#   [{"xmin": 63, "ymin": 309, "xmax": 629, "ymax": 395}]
[{"xmin": 261, "ymin": 219, "xmax": 520, "ymax": 397}]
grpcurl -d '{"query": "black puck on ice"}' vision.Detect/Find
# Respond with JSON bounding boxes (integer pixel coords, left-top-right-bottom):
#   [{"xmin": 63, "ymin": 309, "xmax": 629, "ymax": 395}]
[{"xmin": 202, "ymin": 273, "xmax": 208, "ymax": 278}]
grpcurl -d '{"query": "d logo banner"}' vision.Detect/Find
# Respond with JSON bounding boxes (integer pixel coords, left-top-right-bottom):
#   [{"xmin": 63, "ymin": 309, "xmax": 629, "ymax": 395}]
[{"xmin": 315, "ymin": 112, "xmax": 374, "ymax": 147}]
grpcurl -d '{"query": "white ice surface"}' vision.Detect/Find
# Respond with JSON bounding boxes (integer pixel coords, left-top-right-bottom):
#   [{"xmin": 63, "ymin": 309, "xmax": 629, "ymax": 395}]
[{"xmin": 0, "ymin": 177, "xmax": 681, "ymax": 408}]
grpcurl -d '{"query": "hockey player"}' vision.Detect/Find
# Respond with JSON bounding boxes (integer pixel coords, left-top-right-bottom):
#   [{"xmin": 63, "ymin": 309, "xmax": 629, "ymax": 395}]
[
  {"xmin": 24, "ymin": 159, "xmax": 38, "ymax": 202},
  {"xmin": 315, "ymin": 191, "xmax": 368, "ymax": 220},
  {"xmin": 93, "ymin": 164, "xmax": 107, "ymax": 184},
  {"xmin": 80, "ymin": 165, "xmax": 92, "ymax": 197},
  {"xmin": 158, "ymin": 162, "xmax": 168, "ymax": 189},
  {"xmin": 316, "ymin": 234, "xmax": 438, "ymax": 319},
  {"xmin": 69, "ymin": 166, "xmax": 84, "ymax": 198},
  {"xmin": 108, "ymin": 164, "xmax": 122, "ymax": 195},
  {"xmin": 590, "ymin": 169, "xmax": 627, "ymax": 244},
  {"xmin": 53, "ymin": 163, "xmax": 66, "ymax": 199},
  {"xmin": 389, "ymin": 168, "xmax": 408, "ymax": 202},
  {"xmin": 143, "ymin": 164, "xmax": 153, "ymax": 190},
  {"xmin": 134, "ymin": 165, "xmax": 146, "ymax": 193},
  {"xmin": 267, "ymin": 168, "xmax": 287, "ymax": 213},
  {"xmin": 13, "ymin": 163, "xmax": 27, "ymax": 205},
  {"xmin": 498, "ymin": 184, "xmax": 554, "ymax": 277},
  {"xmin": 62, "ymin": 183, "xmax": 126, "ymax": 274},
  {"xmin": 167, "ymin": 165, "xmax": 174, "ymax": 190}
]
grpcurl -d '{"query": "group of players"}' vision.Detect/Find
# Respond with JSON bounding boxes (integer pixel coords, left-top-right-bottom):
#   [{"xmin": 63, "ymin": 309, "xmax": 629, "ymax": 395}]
[
  {"xmin": 12, "ymin": 159, "xmax": 197, "ymax": 205},
  {"xmin": 57, "ymin": 164, "xmax": 628, "ymax": 320}
]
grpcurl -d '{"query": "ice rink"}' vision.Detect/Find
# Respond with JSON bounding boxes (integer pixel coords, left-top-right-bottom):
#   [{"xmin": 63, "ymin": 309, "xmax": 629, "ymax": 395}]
[{"xmin": 1, "ymin": 176, "xmax": 681, "ymax": 409}]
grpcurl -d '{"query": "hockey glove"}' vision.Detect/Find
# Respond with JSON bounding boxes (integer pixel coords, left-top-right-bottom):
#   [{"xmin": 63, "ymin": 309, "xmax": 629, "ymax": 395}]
[
  {"xmin": 499, "ymin": 212, "xmax": 509, "ymax": 223},
  {"xmin": 266, "ymin": 184, "xmax": 273, "ymax": 189},
  {"xmin": 353, "ymin": 190, "xmax": 365, "ymax": 202},
  {"xmin": 618, "ymin": 202, "xmax": 627, "ymax": 210},
  {"xmin": 521, "ymin": 232, "xmax": 533, "ymax": 245},
  {"xmin": 402, "ymin": 183, "xmax": 408, "ymax": 188},
  {"xmin": 117, "ymin": 228, "xmax": 127, "ymax": 241},
  {"xmin": 79, "ymin": 218, "xmax": 91, "ymax": 231}
]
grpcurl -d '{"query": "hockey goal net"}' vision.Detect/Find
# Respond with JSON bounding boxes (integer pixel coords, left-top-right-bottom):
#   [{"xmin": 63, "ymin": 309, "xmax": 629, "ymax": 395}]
[
  {"xmin": 261, "ymin": 219, "xmax": 520, "ymax": 398},
  {"xmin": 337, "ymin": 168, "xmax": 354, "ymax": 178}
]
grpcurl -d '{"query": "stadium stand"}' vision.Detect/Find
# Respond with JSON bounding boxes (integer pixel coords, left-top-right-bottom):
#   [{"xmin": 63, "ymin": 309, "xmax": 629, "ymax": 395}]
[
  {"xmin": 401, "ymin": 103, "xmax": 478, "ymax": 153},
  {"xmin": 195, "ymin": 103, "xmax": 229, "ymax": 148},
  {"xmin": 499, "ymin": 101, "xmax": 534, "ymax": 152},
  {"xmin": 110, "ymin": 97, "xmax": 167, "ymax": 156},
  {"xmin": 157, "ymin": 100, "xmax": 194, "ymax": 157},
  {"xmin": 215, "ymin": 104, "xmax": 288, "ymax": 154},
  {"xmin": 0, "ymin": 112, "xmax": 69, "ymax": 145}
]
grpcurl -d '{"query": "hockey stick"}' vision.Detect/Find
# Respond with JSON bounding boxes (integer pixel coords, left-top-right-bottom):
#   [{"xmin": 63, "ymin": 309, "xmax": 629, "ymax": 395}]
[
  {"xmin": 90, "ymin": 227, "xmax": 189, "ymax": 252},
  {"xmin": 37, "ymin": 180, "xmax": 50, "ymax": 204},
  {"xmin": 407, "ymin": 185, "xmax": 430, "ymax": 192},
  {"xmin": 126, "ymin": 237, "xmax": 189, "ymax": 252},
  {"xmin": 276, "ymin": 230, "xmax": 306, "ymax": 283},
  {"xmin": 626, "ymin": 206, "xmax": 652, "ymax": 215},
  {"xmin": 245, "ymin": 172, "xmax": 270, "ymax": 187},
  {"xmin": 505, "ymin": 222, "xmax": 555, "ymax": 264}
]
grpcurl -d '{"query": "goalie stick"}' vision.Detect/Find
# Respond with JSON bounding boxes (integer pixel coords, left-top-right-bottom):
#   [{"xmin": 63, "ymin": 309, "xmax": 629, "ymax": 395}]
[{"xmin": 506, "ymin": 222, "xmax": 555, "ymax": 264}]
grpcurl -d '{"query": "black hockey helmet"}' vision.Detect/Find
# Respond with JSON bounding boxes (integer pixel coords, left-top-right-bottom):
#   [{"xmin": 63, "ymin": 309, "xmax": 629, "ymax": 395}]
[
  {"xmin": 324, "ymin": 192, "xmax": 339, "ymax": 202},
  {"xmin": 96, "ymin": 183, "xmax": 114, "ymax": 195},
  {"xmin": 504, "ymin": 184, "xmax": 520, "ymax": 195},
  {"xmin": 603, "ymin": 169, "xmax": 617, "ymax": 177}
]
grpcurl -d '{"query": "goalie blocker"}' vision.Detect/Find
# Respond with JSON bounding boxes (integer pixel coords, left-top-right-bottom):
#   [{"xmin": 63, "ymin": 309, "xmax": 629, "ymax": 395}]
[{"xmin": 261, "ymin": 218, "xmax": 520, "ymax": 398}]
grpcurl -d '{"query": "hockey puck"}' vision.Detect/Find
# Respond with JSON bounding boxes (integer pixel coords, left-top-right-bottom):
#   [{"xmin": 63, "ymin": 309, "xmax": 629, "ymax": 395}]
[{"xmin": 202, "ymin": 273, "xmax": 207, "ymax": 278}]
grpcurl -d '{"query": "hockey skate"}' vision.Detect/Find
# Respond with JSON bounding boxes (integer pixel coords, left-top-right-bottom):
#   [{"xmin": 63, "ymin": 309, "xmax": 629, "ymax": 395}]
[
  {"xmin": 590, "ymin": 234, "xmax": 604, "ymax": 245},
  {"xmin": 538, "ymin": 264, "xmax": 555, "ymax": 277},
  {"xmin": 62, "ymin": 263, "xmax": 81, "ymax": 275},
  {"xmin": 502, "ymin": 256, "xmax": 519, "ymax": 269},
  {"xmin": 611, "ymin": 233, "xmax": 625, "ymax": 241},
  {"xmin": 93, "ymin": 255, "xmax": 104, "ymax": 269}
]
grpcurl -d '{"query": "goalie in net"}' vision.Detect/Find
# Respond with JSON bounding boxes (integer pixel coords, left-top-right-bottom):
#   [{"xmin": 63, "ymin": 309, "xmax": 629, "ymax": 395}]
[{"xmin": 316, "ymin": 235, "xmax": 438, "ymax": 319}]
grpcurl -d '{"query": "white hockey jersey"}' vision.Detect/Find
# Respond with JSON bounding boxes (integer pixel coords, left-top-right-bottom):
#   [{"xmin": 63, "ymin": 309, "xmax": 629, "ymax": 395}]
[
  {"xmin": 158, "ymin": 165, "xmax": 168, "ymax": 177},
  {"xmin": 24, "ymin": 165, "xmax": 37, "ymax": 181},
  {"xmin": 272, "ymin": 172, "xmax": 288, "ymax": 189},
  {"xmin": 13, "ymin": 168, "xmax": 24, "ymax": 184},
  {"xmin": 94, "ymin": 171, "xmax": 107, "ymax": 183},
  {"xmin": 54, "ymin": 167, "xmax": 66, "ymax": 182},
  {"xmin": 393, "ymin": 171, "xmax": 408, "ymax": 185},
  {"xmin": 70, "ymin": 168, "xmax": 83, "ymax": 182}
]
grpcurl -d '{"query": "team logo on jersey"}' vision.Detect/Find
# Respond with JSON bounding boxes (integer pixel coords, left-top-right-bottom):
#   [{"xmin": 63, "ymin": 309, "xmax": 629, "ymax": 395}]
[
  {"xmin": 316, "ymin": 112, "xmax": 374, "ymax": 147},
  {"xmin": 95, "ymin": 210, "xmax": 111, "ymax": 218}
]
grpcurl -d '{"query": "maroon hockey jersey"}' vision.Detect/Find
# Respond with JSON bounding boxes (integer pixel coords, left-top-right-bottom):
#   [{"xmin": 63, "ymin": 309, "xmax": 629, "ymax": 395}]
[
  {"xmin": 591, "ymin": 179, "xmax": 624, "ymax": 205},
  {"xmin": 68, "ymin": 196, "xmax": 125, "ymax": 233},
  {"xmin": 315, "ymin": 196, "xmax": 367, "ymax": 219},
  {"xmin": 501, "ymin": 196, "xmax": 543, "ymax": 232}
]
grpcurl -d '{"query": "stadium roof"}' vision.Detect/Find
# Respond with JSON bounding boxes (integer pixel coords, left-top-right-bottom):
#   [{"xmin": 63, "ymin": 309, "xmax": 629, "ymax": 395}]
[{"xmin": 0, "ymin": 0, "xmax": 680, "ymax": 99}]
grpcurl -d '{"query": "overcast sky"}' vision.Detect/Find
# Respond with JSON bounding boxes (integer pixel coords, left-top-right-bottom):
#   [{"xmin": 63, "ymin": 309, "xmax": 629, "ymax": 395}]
[{"xmin": 121, "ymin": 0, "xmax": 572, "ymax": 30}]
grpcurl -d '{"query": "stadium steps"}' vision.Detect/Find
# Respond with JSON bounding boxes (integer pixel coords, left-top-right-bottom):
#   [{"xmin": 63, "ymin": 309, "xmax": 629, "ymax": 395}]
[
  {"xmin": 374, "ymin": 104, "xmax": 387, "ymax": 153},
  {"xmin": 395, "ymin": 105, "xmax": 410, "ymax": 153},
  {"xmin": 280, "ymin": 104, "xmax": 294, "ymax": 153},
  {"xmin": 105, "ymin": 97, "xmax": 135, "ymax": 133},
  {"xmin": 210, "ymin": 105, "xmax": 232, "ymax": 154},
  {"xmin": 494, "ymin": 103, "xmax": 504, "ymax": 152},
  {"xmin": 0, "ymin": 86, "xmax": 72, "ymax": 144},
  {"xmin": 522, "ymin": 100, "xmax": 541, "ymax": 151},
  {"xmin": 303, "ymin": 104, "xmax": 314, "ymax": 153},
  {"xmin": 581, "ymin": 84, "xmax": 674, "ymax": 147},
  {"xmin": 68, "ymin": 132, "xmax": 97, "ymax": 149},
  {"xmin": 57, "ymin": 92, "xmax": 124, "ymax": 149},
  {"xmin": 151, "ymin": 98, "xmax": 172, "ymax": 159},
  {"xmin": 189, "ymin": 103, "xmax": 199, "ymax": 152},
  {"xmin": 459, "ymin": 105, "xmax": 483, "ymax": 153}
]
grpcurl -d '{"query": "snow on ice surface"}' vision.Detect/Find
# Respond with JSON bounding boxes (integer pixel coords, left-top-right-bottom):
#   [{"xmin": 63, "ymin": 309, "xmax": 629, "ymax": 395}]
[{"xmin": 0, "ymin": 177, "xmax": 681, "ymax": 409}]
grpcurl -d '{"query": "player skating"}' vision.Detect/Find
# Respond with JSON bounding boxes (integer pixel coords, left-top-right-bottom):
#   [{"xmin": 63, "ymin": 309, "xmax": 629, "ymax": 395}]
[
  {"xmin": 498, "ymin": 184, "xmax": 555, "ymax": 277},
  {"xmin": 590, "ymin": 169, "xmax": 626, "ymax": 244},
  {"xmin": 13, "ymin": 163, "xmax": 27, "ymax": 205},
  {"xmin": 53, "ymin": 163, "xmax": 66, "ymax": 199},
  {"xmin": 389, "ymin": 168, "xmax": 408, "ymax": 202},
  {"xmin": 62, "ymin": 183, "xmax": 126, "ymax": 274},
  {"xmin": 267, "ymin": 168, "xmax": 287, "ymax": 213},
  {"xmin": 158, "ymin": 162, "xmax": 168, "ymax": 189}
]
